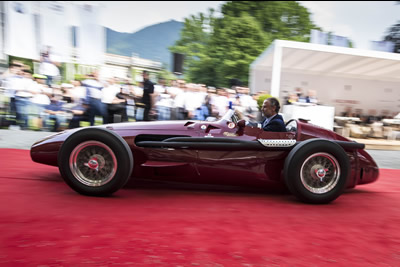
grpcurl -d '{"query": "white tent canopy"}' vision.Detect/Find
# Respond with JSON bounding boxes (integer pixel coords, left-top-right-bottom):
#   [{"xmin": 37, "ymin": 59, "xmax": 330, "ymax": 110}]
[{"xmin": 250, "ymin": 40, "xmax": 400, "ymax": 116}]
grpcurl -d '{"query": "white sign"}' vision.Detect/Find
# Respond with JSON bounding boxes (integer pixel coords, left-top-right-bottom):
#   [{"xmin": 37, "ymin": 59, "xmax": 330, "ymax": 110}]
[{"xmin": 282, "ymin": 104, "xmax": 335, "ymax": 131}]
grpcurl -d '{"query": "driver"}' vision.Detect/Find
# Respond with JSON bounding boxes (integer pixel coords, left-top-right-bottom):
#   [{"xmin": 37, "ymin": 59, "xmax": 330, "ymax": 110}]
[
  {"xmin": 237, "ymin": 97, "xmax": 286, "ymax": 132},
  {"xmin": 259, "ymin": 97, "xmax": 286, "ymax": 132}
]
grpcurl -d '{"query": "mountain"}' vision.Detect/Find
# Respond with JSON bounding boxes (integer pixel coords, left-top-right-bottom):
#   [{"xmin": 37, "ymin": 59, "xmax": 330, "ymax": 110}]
[{"xmin": 106, "ymin": 20, "xmax": 184, "ymax": 69}]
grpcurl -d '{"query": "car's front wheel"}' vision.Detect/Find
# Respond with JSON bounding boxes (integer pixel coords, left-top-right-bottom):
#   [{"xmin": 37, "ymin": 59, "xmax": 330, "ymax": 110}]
[
  {"xmin": 284, "ymin": 139, "xmax": 350, "ymax": 204},
  {"xmin": 58, "ymin": 128, "xmax": 133, "ymax": 196}
]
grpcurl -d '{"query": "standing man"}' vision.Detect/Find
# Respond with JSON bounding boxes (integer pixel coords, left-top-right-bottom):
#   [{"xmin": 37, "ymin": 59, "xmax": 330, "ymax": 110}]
[
  {"xmin": 39, "ymin": 46, "xmax": 60, "ymax": 87},
  {"xmin": 82, "ymin": 70, "xmax": 108, "ymax": 126},
  {"xmin": 142, "ymin": 71, "xmax": 154, "ymax": 121},
  {"xmin": 154, "ymin": 78, "xmax": 172, "ymax": 120}
]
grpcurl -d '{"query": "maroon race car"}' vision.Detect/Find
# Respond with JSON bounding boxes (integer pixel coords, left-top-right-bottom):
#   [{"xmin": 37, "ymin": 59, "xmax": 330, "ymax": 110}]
[{"xmin": 31, "ymin": 110, "xmax": 379, "ymax": 204}]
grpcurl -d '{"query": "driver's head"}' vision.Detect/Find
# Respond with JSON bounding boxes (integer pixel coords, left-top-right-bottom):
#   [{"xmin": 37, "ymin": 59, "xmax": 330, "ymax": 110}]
[{"xmin": 262, "ymin": 97, "xmax": 280, "ymax": 118}]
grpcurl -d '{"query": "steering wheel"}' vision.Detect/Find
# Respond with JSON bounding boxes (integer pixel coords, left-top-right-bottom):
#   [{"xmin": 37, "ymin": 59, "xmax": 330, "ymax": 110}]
[{"xmin": 285, "ymin": 119, "xmax": 298, "ymax": 139}]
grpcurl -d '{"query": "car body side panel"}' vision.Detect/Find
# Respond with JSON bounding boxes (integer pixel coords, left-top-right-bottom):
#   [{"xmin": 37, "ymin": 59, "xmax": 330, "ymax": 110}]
[
  {"xmin": 193, "ymin": 122, "xmax": 294, "ymax": 187},
  {"xmin": 30, "ymin": 116, "xmax": 379, "ymax": 189},
  {"xmin": 116, "ymin": 128, "xmax": 200, "ymax": 182},
  {"xmin": 196, "ymin": 150, "xmax": 288, "ymax": 187}
]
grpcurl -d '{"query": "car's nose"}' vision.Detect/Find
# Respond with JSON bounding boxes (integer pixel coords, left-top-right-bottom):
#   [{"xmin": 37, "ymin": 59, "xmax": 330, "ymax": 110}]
[{"xmin": 357, "ymin": 150, "xmax": 379, "ymax": 185}]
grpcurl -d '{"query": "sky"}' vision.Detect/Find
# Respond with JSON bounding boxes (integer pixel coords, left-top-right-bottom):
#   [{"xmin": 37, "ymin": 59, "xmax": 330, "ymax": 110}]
[
  {"xmin": 97, "ymin": 1, "xmax": 400, "ymax": 51},
  {"xmin": 299, "ymin": 1, "xmax": 400, "ymax": 50},
  {"xmin": 97, "ymin": 1, "xmax": 225, "ymax": 32}
]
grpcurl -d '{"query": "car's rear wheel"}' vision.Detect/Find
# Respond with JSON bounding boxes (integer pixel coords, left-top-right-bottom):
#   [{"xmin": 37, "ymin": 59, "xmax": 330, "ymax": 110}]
[
  {"xmin": 284, "ymin": 139, "xmax": 349, "ymax": 204},
  {"xmin": 58, "ymin": 128, "xmax": 133, "ymax": 196}
]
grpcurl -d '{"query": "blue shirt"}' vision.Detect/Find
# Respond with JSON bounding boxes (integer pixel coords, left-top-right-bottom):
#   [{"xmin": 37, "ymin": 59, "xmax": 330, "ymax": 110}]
[{"xmin": 46, "ymin": 100, "xmax": 64, "ymax": 112}]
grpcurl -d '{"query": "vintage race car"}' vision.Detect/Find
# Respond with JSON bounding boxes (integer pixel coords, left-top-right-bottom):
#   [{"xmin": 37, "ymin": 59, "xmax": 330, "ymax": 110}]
[{"xmin": 31, "ymin": 110, "xmax": 379, "ymax": 204}]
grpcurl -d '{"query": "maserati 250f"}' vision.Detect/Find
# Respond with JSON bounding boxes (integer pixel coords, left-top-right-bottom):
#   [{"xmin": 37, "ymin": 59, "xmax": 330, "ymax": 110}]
[{"xmin": 31, "ymin": 110, "xmax": 379, "ymax": 204}]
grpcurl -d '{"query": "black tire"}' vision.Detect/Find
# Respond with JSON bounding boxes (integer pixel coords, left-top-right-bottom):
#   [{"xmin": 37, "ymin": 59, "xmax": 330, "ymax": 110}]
[
  {"xmin": 58, "ymin": 128, "xmax": 133, "ymax": 196},
  {"xmin": 284, "ymin": 138, "xmax": 349, "ymax": 204}
]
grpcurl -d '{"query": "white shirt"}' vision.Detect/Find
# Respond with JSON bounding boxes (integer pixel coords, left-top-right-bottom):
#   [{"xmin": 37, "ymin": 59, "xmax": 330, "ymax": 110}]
[
  {"xmin": 167, "ymin": 86, "xmax": 182, "ymax": 97},
  {"xmin": 71, "ymin": 86, "xmax": 86, "ymax": 102},
  {"xmin": 173, "ymin": 90, "xmax": 186, "ymax": 109},
  {"xmin": 82, "ymin": 79, "xmax": 104, "ymax": 100},
  {"xmin": 39, "ymin": 62, "xmax": 60, "ymax": 77},
  {"xmin": 15, "ymin": 77, "xmax": 35, "ymax": 98},
  {"xmin": 30, "ymin": 82, "xmax": 51, "ymax": 105},
  {"xmin": 211, "ymin": 95, "xmax": 229, "ymax": 116},
  {"xmin": 239, "ymin": 94, "xmax": 255, "ymax": 108},
  {"xmin": 154, "ymin": 84, "xmax": 166, "ymax": 94},
  {"xmin": 102, "ymin": 84, "xmax": 121, "ymax": 104},
  {"xmin": 155, "ymin": 93, "xmax": 173, "ymax": 108},
  {"xmin": 3, "ymin": 75, "xmax": 24, "ymax": 97}
]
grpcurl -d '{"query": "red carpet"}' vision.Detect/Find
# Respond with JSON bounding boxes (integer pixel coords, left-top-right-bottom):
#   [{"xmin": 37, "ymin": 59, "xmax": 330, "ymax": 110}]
[{"xmin": 0, "ymin": 149, "xmax": 400, "ymax": 266}]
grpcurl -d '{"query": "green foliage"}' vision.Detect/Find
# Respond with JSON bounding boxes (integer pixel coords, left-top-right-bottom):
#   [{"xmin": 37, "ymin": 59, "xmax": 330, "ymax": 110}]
[
  {"xmin": 8, "ymin": 55, "xmax": 34, "ymax": 71},
  {"xmin": 221, "ymin": 1, "xmax": 316, "ymax": 42},
  {"xmin": 169, "ymin": 9, "xmax": 215, "ymax": 83},
  {"xmin": 326, "ymin": 31, "xmax": 353, "ymax": 48},
  {"xmin": 74, "ymin": 74, "xmax": 87, "ymax": 81},
  {"xmin": 157, "ymin": 67, "xmax": 178, "ymax": 84},
  {"xmin": 59, "ymin": 63, "xmax": 67, "ymax": 83},
  {"xmin": 169, "ymin": 1, "xmax": 317, "ymax": 87},
  {"xmin": 209, "ymin": 14, "xmax": 270, "ymax": 87},
  {"xmin": 383, "ymin": 21, "xmax": 400, "ymax": 53},
  {"xmin": 257, "ymin": 93, "xmax": 273, "ymax": 110},
  {"xmin": 348, "ymin": 39, "xmax": 354, "ymax": 48},
  {"xmin": 130, "ymin": 68, "xmax": 137, "ymax": 84}
]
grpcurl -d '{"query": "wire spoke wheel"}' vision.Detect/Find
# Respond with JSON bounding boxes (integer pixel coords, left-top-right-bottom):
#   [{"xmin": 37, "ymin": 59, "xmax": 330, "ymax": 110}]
[
  {"xmin": 69, "ymin": 141, "xmax": 117, "ymax": 187},
  {"xmin": 300, "ymin": 152, "xmax": 340, "ymax": 194},
  {"xmin": 58, "ymin": 128, "xmax": 133, "ymax": 196},
  {"xmin": 284, "ymin": 139, "xmax": 349, "ymax": 204}
]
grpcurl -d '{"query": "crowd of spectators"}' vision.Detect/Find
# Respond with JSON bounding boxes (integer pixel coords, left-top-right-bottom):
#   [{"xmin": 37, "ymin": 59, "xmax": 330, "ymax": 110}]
[
  {"xmin": 339, "ymin": 106, "xmax": 396, "ymax": 124},
  {"xmin": 0, "ymin": 62, "xmax": 262, "ymax": 132},
  {"xmin": 335, "ymin": 106, "xmax": 400, "ymax": 140},
  {"xmin": 283, "ymin": 87, "xmax": 319, "ymax": 105},
  {"xmin": 1, "ymin": 61, "xmax": 399, "ymax": 140}
]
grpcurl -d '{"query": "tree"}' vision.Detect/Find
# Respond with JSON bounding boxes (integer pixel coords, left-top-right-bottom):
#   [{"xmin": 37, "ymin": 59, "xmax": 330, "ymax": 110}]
[
  {"xmin": 170, "ymin": 1, "xmax": 317, "ymax": 87},
  {"xmin": 221, "ymin": 1, "xmax": 315, "ymax": 42},
  {"xmin": 208, "ymin": 14, "xmax": 270, "ymax": 87},
  {"xmin": 383, "ymin": 21, "xmax": 400, "ymax": 53},
  {"xmin": 169, "ymin": 9, "xmax": 215, "ymax": 83},
  {"xmin": 157, "ymin": 66, "xmax": 178, "ymax": 84}
]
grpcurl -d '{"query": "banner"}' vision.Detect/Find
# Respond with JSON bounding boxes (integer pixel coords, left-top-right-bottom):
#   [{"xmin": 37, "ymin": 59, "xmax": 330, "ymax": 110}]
[
  {"xmin": 310, "ymin": 29, "xmax": 328, "ymax": 45},
  {"xmin": 371, "ymin": 41, "xmax": 395, "ymax": 53},
  {"xmin": 39, "ymin": 1, "xmax": 71, "ymax": 62},
  {"xmin": 4, "ymin": 1, "xmax": 39, "ymax": 60},
  {"xmin": 75, "ymin": 4, "xmax": 105, "ymax": 66}
]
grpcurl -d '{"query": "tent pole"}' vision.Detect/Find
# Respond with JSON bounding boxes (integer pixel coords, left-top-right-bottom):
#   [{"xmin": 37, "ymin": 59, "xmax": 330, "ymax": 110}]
[{"xmin": 270, "ymin": 42, "xmax": 282, "ymax": 98}]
